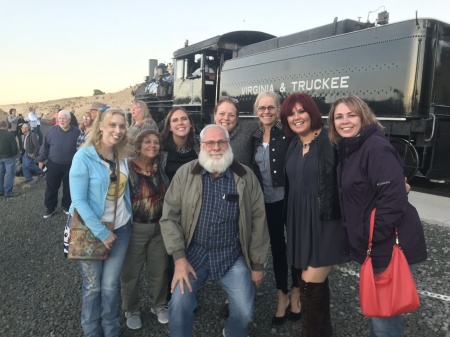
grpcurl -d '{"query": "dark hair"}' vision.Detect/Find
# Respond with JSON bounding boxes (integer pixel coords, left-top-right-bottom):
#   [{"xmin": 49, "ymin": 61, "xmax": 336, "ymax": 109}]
[
  {"xmin": 280, "ymin": 93, "xmax": 323, "ymax": 137},
  {"xmin": 9, "ymin": 108, "xmax": 16, "ymax": 114},
  {"xmin": 134, "ymin": 130, "xmax": 161, "ymax": 155},
  {"xmin": 161, "ymin": 107, "xmax": 197, "ymax": 150},
  {"xmin": 214, "ymin": 97, "xmax": 239, "ymax": 116}
]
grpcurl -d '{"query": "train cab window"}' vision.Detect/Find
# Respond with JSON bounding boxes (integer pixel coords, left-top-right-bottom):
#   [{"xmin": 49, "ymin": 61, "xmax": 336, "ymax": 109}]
[{"xmin": 175, "ymin": 59, "xmax": 185, "ymax": 79}]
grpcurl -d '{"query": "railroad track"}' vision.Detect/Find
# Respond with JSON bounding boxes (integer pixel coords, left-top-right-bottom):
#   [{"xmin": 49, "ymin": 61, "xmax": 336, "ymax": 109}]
[{"xmin": 410, "ymin": 177, "xmax": 450, "ymax": 198}]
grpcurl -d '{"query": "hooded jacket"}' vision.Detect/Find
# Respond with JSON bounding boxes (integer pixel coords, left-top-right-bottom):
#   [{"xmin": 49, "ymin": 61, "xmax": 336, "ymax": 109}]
[{"xmin": 337, "ymin": 124, "xmax": 427, "ymax": 268}]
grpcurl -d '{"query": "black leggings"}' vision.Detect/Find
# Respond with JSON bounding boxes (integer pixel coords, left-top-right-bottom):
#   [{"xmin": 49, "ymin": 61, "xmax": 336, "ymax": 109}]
[{"xmin": 265, "ymin": 200, "xmax": 299, "ymax": 293}]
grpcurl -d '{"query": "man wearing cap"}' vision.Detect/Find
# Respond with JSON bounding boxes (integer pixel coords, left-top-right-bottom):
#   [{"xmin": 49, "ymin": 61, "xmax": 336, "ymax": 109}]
[
  {"xmin": 0, "ymin": 120, "xmax": 19, "ymax": 197},
  {"xmin": 38, "ymin": 110, "xmax": 80, "ymax": 218},
  {"xmin": 90, "ymin": 101, "xmax": 108, "ymax": 121}
]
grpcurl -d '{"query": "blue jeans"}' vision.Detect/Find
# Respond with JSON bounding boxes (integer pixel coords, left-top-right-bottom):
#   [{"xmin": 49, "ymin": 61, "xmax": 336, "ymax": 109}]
[
  {"xmin": 0, "ymin": 157, "xmax": 16, "ymax": 195},
  {"xmin": 79, "ymin": 223, "xmax": 131, "ymax": 337},
  {"xmin": 169, "ymin": 255, "xmax": 254, "ymax": 337},
  {"xmin": 22, "ymin": 154, "xmax": 44, "ymax": 181},
  {"xmin": 368, "ymin": 263, "xmax": 418, "ymax": 337}
]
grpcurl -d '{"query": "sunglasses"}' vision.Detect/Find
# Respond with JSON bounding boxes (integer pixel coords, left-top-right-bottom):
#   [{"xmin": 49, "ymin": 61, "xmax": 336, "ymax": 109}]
[
  {"xmin": 109, "ymin": 160, "xmax": 117, "ymax": 183},
  {"xmin": 218, "ymin": 96, "xmax": 239, "ymax": 104}
]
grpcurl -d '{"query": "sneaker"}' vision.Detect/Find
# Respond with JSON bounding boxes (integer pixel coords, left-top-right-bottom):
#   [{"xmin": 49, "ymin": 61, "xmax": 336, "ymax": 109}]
[
  {"xmin": 63, "ymin": 208, "xmax": 70, "ymax": 215},
  {"xmin": 43, "ymin": 209, "xmax": 56, "ymax": 219},
  {"xmin": 151, "ymin": 306, "xmax": 169, "ymax": 324},
  {"xmin": 24, "ymin": 179, "xmax": 35, "ymax": 183},
  {"xmin": 125, "ymin": 311, "xmax": 142, "ymax": 330},
  {"xmin": 5, "ymin": 192, "xmax": 19, "ymax": 198},
  {"xmin": 223, "ymin": 328, "xmax": 249, "ymax": 337}
]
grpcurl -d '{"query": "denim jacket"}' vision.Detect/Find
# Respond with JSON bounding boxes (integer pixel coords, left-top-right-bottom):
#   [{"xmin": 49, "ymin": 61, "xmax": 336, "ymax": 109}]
[
  {"xmin": 252, "ymin": 122, "xmax": 292, "ymax": 189},
  {"xmin": 69, "ymin": 145, "xmax": 132, "ymax": 242}
]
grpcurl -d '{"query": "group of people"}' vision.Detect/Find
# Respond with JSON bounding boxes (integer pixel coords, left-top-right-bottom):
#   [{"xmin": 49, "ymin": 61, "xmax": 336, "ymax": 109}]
[{"xmin": 3, "ymin": 93, "xmax": 426, "ymax": 337}]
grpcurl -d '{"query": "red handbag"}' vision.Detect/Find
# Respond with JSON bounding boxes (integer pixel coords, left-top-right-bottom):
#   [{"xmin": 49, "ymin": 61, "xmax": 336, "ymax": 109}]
[{"xmin": 359, "ymin": 208, "xmax": 420, "ymax": 317}]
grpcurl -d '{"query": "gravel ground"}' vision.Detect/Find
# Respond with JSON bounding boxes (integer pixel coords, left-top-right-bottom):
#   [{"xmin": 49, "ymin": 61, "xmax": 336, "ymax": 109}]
[{"xmin": 0, "ymin": 176, "xmax": 449, "ymax": 337}]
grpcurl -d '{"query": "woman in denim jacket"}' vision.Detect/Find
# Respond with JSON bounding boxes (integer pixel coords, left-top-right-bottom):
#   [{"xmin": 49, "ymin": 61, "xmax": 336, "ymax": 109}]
[{"xmin": 69, "ymin": 108, "xmax": 132, "ymax": 337}]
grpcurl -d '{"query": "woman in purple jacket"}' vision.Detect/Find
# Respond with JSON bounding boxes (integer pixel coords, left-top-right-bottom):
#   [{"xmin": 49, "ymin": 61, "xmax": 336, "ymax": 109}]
[{"xmin": 328, "ymin": 95, "xmax": 427, "ymax": 337}]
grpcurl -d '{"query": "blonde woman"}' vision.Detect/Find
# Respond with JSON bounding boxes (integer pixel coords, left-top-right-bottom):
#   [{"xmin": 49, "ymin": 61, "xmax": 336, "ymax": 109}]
[
  {"xmin": 69, "ymin": 108, "xmax": 132, "ymax": 337},
  {"xmin": 126, "ymin": 100, "xmax": 158, "ymax": 158}
]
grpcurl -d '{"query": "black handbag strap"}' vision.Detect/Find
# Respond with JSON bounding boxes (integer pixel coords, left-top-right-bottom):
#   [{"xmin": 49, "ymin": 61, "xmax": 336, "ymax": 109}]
[{"xmin": 112, "ymin": 151, "xmax": 120, "ymax": 227}]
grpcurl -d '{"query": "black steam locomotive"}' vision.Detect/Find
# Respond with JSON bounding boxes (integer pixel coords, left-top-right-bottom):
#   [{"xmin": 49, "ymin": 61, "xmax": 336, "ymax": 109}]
[{"xmin": 133, "ymin": 15, "xmax": 450, "ymax": 181}]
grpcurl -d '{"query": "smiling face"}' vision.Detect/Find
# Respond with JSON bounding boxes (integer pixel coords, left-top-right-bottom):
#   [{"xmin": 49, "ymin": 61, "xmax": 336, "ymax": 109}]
[
  {"xmin": 100, "ymin": 113, "xmax": 127, "ymax": 149},
  {"xmin": 256, "ymin": 95, "xmax": 278, "ymax": 128},
  {"xmin": 333, "ymin": 102, "xmax": 362, "ymax": 138},
  {"xmin": 131, "ymin": 103, "xmax": 144, "ymax": 123},
  {"xmin": 139, "ymin": 134, "xmax": 160, "ymax": 160},
  {"xmin": 170, "ymin": 109, "xmax": 191, "ymax": 139},
  {"xmin": 214, "ymin": 101, "xmax": 238, "ymax": 132},
  {"xmin": 287, "ymin": 102, "xmax": 312, "ymax": 137}
]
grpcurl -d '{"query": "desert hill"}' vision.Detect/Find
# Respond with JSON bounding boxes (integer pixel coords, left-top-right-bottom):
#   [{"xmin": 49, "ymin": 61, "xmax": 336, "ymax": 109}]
[{"xmin": 0, "ymin": 87, "xmax": 134, "ymax": 121}]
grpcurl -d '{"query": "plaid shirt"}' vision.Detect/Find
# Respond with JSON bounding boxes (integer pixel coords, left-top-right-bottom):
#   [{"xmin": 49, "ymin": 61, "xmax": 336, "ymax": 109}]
[{"xmin": 186, "ymin": 167, "xmax": 242, "ymax": 280}]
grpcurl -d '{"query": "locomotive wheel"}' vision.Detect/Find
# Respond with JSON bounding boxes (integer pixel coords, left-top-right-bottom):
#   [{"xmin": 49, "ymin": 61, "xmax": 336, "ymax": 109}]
[{"xmin": 389, "ymin": 138, "xmax": 420, "ymax": 182}]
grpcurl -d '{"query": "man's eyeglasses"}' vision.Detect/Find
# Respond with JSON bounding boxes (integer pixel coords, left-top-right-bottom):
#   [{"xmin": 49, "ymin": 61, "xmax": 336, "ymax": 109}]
[
  {"xmin": 201, "ymin": 140, "xmax": 229, "ymax": 149},
  {"xmin": 218, "ymin": 96, "xmax": 239, "ymax": 104},
  {"xmin": 257, "ymin": 105, "xmax": 277, "ymax": 113}
]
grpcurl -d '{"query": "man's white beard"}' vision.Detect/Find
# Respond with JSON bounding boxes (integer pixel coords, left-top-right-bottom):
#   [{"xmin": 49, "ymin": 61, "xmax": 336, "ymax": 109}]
[{"xmin": 198, "ymin": 147, "xmax": 234, "ymax": 174}]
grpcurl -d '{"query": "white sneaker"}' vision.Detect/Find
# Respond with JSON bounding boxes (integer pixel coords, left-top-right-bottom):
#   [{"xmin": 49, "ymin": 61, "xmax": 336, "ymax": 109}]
[
  {"xmin": 125, "ymin": 311, "xmax": 142, "ymax": 330},
  {"xmin": 151, "ymin": 306, "xmax": 169, "ymax": 324}
]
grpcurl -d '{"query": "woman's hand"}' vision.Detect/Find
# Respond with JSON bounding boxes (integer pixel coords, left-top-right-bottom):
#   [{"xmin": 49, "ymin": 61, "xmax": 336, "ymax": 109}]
[{"xmin": 102, "ymin": 232, "xmax": 117, "ymax": 250}]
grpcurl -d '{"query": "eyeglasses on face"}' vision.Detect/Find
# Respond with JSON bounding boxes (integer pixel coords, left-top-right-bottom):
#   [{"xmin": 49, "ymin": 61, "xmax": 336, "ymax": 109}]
[
  {"xmin": 82, "ymin": 116, "xmax": 91, "ymax": 120},
  {"xmin": 201, "ymin": 140, "xmax": 229, "ymax": 149},
  {"xmin": 218, "ymin": 96, "xmax": 239, "ymax": 104},
  {"xmin": 257, "ymin": 105, "xmax": 277, "ymax": 113}
]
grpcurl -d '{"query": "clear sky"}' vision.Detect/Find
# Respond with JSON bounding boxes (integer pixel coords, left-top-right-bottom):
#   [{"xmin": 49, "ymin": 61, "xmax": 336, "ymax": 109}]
[{"xmin": 1, "ymin": 0, "xmax": 448, "ymax": 105}]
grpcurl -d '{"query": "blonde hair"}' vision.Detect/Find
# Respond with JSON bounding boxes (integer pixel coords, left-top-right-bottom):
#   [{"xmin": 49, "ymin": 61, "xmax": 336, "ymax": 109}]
[
  {"xmin": 84, "ymin": 108, "xmax": 128, "ymax": 160},
  {"xmin": 131, "ymin": 100, "xmax": 151, "ymax": 125},
  {"xmin": 328, "ymin": 95, "xmax": 383, "ymax": 145},
  {"xmin": 253, "ymin": 91, "xmax": 280, "ymax": 131}
]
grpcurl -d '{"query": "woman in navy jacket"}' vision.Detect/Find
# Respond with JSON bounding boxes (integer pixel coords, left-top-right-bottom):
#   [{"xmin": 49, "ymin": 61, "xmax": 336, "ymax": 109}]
[{"xmin": 328, "ymin": 95, "xmax": 427, "ymax": 337}]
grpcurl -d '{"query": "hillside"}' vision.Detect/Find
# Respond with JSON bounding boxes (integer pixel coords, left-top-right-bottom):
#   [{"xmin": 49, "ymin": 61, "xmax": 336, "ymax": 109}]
[{"xmin": 0, "ymin": 87, "xmax": 134, "ymax": 121}]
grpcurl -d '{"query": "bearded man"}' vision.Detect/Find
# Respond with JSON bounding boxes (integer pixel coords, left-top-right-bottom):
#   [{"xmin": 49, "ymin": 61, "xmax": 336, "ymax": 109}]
[{"xmin": 160, "ymin": 124, "xmax": 269, "ymax": 337}]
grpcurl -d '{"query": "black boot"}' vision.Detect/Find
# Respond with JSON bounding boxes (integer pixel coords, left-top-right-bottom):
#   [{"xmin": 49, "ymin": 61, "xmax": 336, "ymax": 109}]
[
  {"xmin": 299, "ymin": 278, "xmax": 333, "ymax": 337},
  {"xmin": 319, "ymin": 278, "xmax": 333, "ymax": 337}
]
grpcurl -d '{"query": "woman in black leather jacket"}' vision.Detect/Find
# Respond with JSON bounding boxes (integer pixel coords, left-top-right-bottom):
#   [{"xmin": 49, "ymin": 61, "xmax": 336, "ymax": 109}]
[
  {"xmin": 252, "ymin": 92, "xmax": 301, "ymax": 325},
  {"xmin": 281, "ymin": 93, "xmax": 349, "ymax": 337}
]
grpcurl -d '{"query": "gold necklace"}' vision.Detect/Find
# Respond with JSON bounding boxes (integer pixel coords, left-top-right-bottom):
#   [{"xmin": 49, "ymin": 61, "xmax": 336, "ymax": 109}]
[{"xmin": 301, "ymin": 132, "xmax": 318, "ymax": 149}]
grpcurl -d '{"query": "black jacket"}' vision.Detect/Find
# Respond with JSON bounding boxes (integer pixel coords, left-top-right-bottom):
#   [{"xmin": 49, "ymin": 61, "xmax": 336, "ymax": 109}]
[
  {"xmin": 284, "ymin": 125, "xmax": 341, "ymax": 221},
  {"xmin": 337, "ymin": 124, "xmax": 427, "ymax": 268},
  {"xmin": 252, "ymin": 122, "xmax": 292, "ymax": 189}
]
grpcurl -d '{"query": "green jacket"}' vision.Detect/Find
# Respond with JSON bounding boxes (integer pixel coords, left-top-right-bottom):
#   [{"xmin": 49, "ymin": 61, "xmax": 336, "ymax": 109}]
[{"xmin": 160, "ymin": 160, "xmax": 269, "ymax": 271}]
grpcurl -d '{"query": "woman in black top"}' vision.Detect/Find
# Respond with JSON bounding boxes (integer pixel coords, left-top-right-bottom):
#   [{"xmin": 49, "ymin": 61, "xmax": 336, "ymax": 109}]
[
  {"xmin": 281, "ymin": 93, "xmax": 349, "ymax": 337},
  {"xmin": 160, "ymin": 107, "xmax": 199, "ymax": 181}
]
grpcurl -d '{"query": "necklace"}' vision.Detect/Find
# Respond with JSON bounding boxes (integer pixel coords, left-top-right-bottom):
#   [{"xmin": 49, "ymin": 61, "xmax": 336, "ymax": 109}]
[{"xmin": 301, "ymin": 132, "xmax": 318, "ymax": 149}]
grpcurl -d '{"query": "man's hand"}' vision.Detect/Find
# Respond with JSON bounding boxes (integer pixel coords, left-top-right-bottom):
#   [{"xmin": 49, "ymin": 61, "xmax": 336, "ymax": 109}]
[
  {"xmin": 38, "ymin": 162, "xmax": 44, "ymax": 170},
  {"xmin": 172, "ymin": 257, "xmax": 197, "ymax": 295},
  {"xmin": 251, "ymin": 270, "xmax": 264, "ymax": 287}
]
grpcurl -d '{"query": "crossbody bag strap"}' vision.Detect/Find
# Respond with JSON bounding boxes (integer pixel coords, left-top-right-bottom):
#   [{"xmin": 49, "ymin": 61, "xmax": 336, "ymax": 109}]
[{"xmin": 112, "ymin": 151, "xmax": 120, "ymax": 225}]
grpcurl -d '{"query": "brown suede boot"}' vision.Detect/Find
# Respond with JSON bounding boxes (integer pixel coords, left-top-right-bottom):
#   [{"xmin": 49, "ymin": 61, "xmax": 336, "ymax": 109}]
[{"xmin": 299, "ymin": 278, "xmax": 333, "ymax": 337}]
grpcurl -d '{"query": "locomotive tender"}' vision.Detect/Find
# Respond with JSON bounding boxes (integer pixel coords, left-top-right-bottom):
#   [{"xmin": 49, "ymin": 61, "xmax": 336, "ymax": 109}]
[{"xmin": 134, "ymin": 15, "xmax": 450, "ymax": 181}]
